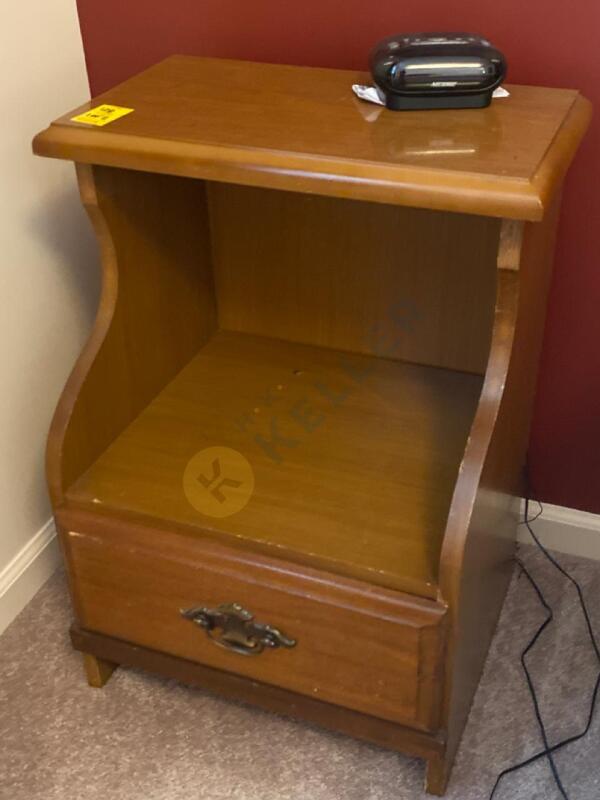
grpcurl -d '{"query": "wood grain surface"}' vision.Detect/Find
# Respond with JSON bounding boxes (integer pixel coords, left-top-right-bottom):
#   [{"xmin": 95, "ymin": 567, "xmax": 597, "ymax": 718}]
[
  {"xmin": 66, "ymin": 331, "xmax": 482, "ymax": 598},
  {"xmin": 70, "ymin": 625, "xmax": 447, "ymax": 765},
  {"xmin": 63, "ymin": 512, "xmax": 446, "ymax": 730},
  {"xmin": 209, "ymin": 183, "xmax": 499, "ymax": 374},
  {"xmin": 437, "ymin": 201, "xmax": 562, "ymax": 785},
  {"xmin": 46, "ymin": 165, "xmax": 217, "ymax": 505},
  {"xmin": 32, "ymin": 56, "xmax": 591, "ymax": 220}
]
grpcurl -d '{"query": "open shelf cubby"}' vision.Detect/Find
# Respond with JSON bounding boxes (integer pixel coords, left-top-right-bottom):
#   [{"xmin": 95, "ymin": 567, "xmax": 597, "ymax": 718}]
[
  {"xmin": 61, "ymin": 171, "xmax": 499, "ymax": 600},
  {"xmin": 67, "ymin": 329, "xmax": 483, "ymax": 598}
]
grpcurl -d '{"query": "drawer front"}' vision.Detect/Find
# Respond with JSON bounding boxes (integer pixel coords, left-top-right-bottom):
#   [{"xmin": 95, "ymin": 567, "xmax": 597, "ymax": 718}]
[{"xmin": 64, "ymin": 518, "xmax": 446, "ymax": 731}]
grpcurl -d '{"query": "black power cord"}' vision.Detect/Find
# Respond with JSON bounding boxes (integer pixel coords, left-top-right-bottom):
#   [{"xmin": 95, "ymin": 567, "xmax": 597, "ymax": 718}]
[{"xmin": 489, "ymin": 495, "xmax": 600, "ymax": 799}]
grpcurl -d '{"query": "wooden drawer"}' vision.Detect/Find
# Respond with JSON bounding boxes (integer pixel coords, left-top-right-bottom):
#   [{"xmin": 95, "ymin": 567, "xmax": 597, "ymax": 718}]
[{"xmin": 62, "ymin": 513, "xmax": 447, "ymax": 732}]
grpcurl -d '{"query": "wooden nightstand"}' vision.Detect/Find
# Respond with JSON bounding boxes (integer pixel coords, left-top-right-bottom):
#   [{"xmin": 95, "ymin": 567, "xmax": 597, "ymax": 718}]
[{"xmin": 33, "ymin": 56, "xmax": 590, "ymax": 794}]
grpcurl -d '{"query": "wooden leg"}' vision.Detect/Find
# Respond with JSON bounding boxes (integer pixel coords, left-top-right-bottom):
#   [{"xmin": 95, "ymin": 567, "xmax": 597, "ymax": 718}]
[
  {"xmin": 83, "ymin": 653, "xmax": 117, "ymax": 688},
  {"xmin": 425, "ymin": 753, "xmax": 450, "ymax": 796}
]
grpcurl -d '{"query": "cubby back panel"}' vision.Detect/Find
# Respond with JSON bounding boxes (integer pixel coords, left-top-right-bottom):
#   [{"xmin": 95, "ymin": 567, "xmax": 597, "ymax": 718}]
[{"xmin": 209, "ymin": 184, "xmax": 499, "ymax": 375}]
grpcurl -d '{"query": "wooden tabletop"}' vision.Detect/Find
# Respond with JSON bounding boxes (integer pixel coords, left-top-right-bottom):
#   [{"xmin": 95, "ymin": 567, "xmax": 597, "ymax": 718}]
[{"xmin": 33, "ymin": 55, "xmax": 591, "ymax": 220}]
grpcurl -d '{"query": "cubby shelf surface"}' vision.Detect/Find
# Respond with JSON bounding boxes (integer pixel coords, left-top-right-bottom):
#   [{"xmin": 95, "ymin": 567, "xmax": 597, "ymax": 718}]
[{"xmin": 66, "ymin": 331, "xmax": 482, "ymax": 598}]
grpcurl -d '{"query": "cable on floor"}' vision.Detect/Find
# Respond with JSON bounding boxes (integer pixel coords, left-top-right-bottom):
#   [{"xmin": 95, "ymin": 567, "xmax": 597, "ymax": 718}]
[{"xmin": 489, "ymin": 494, "xmax": 600, "ymax": 799}]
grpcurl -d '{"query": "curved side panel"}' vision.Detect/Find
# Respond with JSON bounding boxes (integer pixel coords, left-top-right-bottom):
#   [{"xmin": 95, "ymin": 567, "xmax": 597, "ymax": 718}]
[
  {"xmin": 46, "ymin": 164, "xmax": 217, "ymax": 505},
  {"xmin": 46, "ymin": 164, "xmax": 119, "ymax": 505},
  {"xmin": 439, "ymin": 259, "xmax": 522, "ymax": 616},
  {"xmin": 433, "ymin": 197, "xmax": 563, "ymax": 785}
]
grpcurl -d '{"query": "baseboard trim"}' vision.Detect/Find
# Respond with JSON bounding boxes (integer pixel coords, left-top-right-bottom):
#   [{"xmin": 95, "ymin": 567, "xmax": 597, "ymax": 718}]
[
  {"xmin": 518, "ymin": 500, "xmax": 600, "ymax": 561},
  {"xmin": 0, "ymin": 518, "xmax": 60, "ymax": 635}
]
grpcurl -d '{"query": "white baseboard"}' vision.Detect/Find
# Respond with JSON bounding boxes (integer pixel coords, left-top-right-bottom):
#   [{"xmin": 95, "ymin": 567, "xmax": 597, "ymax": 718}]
[
  {"xmin": 0, "ymin": 518, "xmax": 60, "ymax": 636},
  {"xmin": 518, "ymin": 500, "xmax": 600, "ymax": 561}
]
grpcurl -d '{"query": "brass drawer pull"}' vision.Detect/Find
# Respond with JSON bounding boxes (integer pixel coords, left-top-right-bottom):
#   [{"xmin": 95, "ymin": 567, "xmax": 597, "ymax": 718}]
[{"xmin": 181, "ymin": 602, "xmax": 296, "ymax": 656}]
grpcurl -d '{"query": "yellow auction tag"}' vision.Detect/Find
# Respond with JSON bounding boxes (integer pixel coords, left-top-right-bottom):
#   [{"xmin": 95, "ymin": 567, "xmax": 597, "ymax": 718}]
[{"xmin": 71, "ymin": 104, "xmax": 134, "ymax": 127}]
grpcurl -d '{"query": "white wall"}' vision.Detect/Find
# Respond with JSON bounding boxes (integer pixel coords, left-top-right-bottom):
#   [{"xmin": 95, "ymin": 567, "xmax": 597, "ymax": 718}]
[{"xmin": 0, "ymin": 1, "xmax": 99, "ymax": 631}]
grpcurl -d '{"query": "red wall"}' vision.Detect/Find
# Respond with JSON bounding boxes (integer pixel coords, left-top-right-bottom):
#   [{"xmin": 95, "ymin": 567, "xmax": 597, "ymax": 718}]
[{"xmin": 76, "ymin": 0, "xmax": 600, "ymax": 513}]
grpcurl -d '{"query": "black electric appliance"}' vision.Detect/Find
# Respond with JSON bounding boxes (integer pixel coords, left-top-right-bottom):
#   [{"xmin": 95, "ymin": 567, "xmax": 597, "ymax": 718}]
[{"xmin": 370, "ymin": 33, "xmax": 506, "ymax": 111}]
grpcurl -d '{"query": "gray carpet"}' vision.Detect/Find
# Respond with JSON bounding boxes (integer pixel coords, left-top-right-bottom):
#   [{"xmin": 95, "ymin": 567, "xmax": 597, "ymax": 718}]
[{"xmin": 1, "ymin": 544, "xmax": 599, "ymax": 800}]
